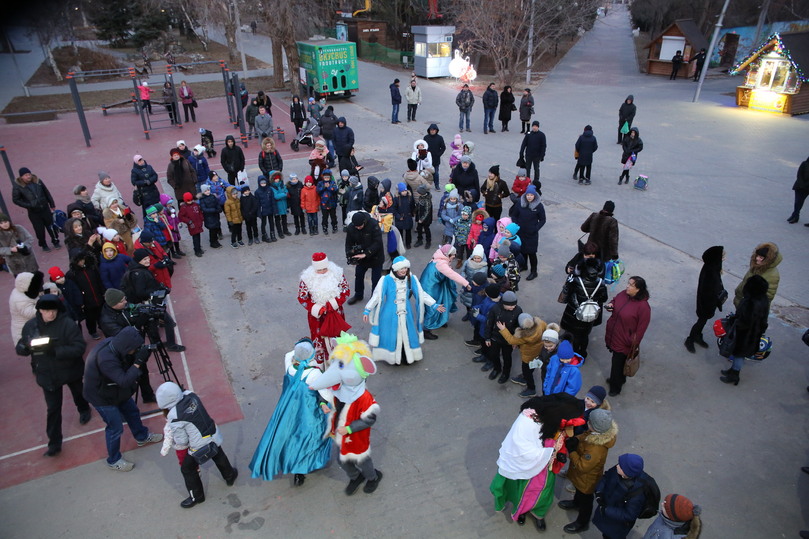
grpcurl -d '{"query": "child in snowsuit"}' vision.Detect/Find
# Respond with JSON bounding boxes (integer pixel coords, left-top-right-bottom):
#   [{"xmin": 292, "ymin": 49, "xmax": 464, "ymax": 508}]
[
  {"xmin": 223, "ymin": 186, "xmax": 243, "ymax": 248},
  {"xmin": 449, "ymin": 133, "xmax": 463, "ymax": 168},
  {"xmin": 439, "ymin": 189, "xmax": 461, "ymax": 245},
  {"xmin": 453, "ymin": 206, "xmax": 473, "ymax": 266},
  {"xmin": 300, "ymin": 176, "xmax": 320, "ymax": 236},
  {"xmin": 491, "ymin": 241, "xmax": 521, "ymax": 292},
  {"xmin": 198, "ymin": 184, "xmax": 223, "ymax": 248},
  {"xmin": 543, "ymin": 340, "xmax": 585, "ymax": 397},
  {"xmin": 270, "ymin": 171, "xmax": 290, "ymax": 238},
  {"xmin": 287, "ymin": 173, "xmax": 305, "ymax": 235},
  {"xmin": 240, "ymin": 184, "xmax": 259, "ymax": 245},
  {"xmin": 467, "ymin": 208, "xmax": 489, "ymax": 251},
  {"xmin": 317, "ymin": 171, "xmax": 339, "ymax": 235},
  {"xmin": 159, "ymin": 194, "xmax": 185, "ymax": 258}
]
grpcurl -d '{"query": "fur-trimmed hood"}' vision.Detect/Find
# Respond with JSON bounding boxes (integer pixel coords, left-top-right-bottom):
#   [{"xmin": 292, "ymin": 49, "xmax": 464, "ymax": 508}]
[
  {"xmin": 748, "ymin": 242, "xmax": 781, "ymax": 274},
  {"xmin": 471, "ymin": 208, "xmax": 489, "ymax": 223},
  {"xmin": 15, "ymin": 174, "xmax": 41, "ymax": 187},
  {"xmin": 514, "ymin": 316, "xmax": 545, "ymax": 340}
]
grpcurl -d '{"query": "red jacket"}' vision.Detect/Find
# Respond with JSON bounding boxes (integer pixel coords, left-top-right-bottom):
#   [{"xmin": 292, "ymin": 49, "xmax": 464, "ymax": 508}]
[
  {"xmin": 604, "ymin": 290, "xmax": 651, "ymax": 354},
  {"xmin": 300, "ymin": 185, "xmax": 320, "ymax": 213},
  {"xmin": 134, "ymin": 239, "xmax": 172, "ymax": 290},
  {"xmin": 512, "ymin": 176, "xmax": 530, "ymax": 197},
  {"xmin": 178, "ymin": 201, "xmax": 204, "ymax": 235}
]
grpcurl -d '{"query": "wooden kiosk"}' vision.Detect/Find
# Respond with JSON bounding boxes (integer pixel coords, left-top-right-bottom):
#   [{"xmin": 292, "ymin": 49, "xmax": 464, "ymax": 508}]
[
  {"xmin": 645, "ymin": 19, "xmax": 709, "ymax": 78},
  {"xmin": 731, "ymin": 31, "xmax": 809, "ymax": 115}
]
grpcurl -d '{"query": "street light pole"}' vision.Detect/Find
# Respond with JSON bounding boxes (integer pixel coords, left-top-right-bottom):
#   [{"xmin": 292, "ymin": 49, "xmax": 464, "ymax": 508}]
[
  {"xmin": 525, "ymin": 0, "xmax": 536, "ymax": 84},
  {"xmin": 693, "ymin": 0, "xmax": 731, "ymax": 103},
  {"xmin": 232, "ymin": 0, "xmax": 249, "ymax": 76}
]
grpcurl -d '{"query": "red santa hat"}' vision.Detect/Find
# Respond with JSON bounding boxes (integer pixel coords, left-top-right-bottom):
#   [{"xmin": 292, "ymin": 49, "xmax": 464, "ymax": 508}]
[{"xmin": 312, "ymin": 252, "xmax": 329, "ymax": 270}]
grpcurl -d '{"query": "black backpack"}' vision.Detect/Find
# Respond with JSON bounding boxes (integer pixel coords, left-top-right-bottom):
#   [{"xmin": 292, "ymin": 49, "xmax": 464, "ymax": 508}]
[{"xmin": 626, "ymin": 473, "xmax": 661, "ymax": 519}]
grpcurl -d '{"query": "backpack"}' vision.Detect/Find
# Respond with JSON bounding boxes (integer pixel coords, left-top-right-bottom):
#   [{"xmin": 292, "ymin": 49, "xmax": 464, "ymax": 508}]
[
  {"xmin": 52, "ymin": 209, "xmax": 68, "ymax": 230},
  {"xmin": 627, "ymin": 474, "xmax": 661, "ymax": 519},
  {"xmin": 603, "ymin": 259, "xmax": 624, "ymax": 285},
  {"xmin": 132, "ymin": 188, "xmax": 143, "ymax": 207},
  {"xmin": 633, "ymin": 174, "xmax": 648, "ymax": 190},
  {"xmin": 574, "ymin": 277, "xmax": 602, "ymax": 323}
]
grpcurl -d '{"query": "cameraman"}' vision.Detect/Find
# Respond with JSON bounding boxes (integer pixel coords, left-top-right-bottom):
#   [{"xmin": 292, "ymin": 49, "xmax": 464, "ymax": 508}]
[
  {"xmin": 83, "ymin": 326, "xmax": 163, "ymax": 472},
  {"xmin": 100, "ymin": 288, "xmax": 184, "ymax": 352},
  {"xmin": 345, "ymin": 212, "xmax": 384, "ymax": 305},
  {"xmin": 16, "ymin": 294, "xmax": 91, "ymax": 457}
]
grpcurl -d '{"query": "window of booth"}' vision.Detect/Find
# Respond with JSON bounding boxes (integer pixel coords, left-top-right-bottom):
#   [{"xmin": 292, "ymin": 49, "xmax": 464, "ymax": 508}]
[{"xmin": 756, "ymin": 53, "xmax": 798, "ymax": 93}]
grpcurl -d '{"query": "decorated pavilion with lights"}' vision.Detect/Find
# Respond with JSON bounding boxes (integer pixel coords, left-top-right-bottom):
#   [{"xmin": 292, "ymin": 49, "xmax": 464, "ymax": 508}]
[{"xmin": 731, "ymin": 31, "xmax": 809, "ymax": 115}]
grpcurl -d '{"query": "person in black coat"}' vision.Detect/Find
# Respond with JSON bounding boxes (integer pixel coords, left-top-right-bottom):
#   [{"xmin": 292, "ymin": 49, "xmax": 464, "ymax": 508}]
[
  {"xmin": 617, "ymin": 95, "xmax": 636, "ymax": 144},
  {"xmin": 593, "ymin": 454, "xmax": 650, "ymax": 539},
  {"xmin": 239, "ymin": 185, "xmax": 260, "ymax": 244},
  {"xmin": 364, "ymin": 176, "xmax": 381, "ymax": 212},
  {"xmin": 318, "ymin": 106, "xmax": 339, "ymax": 167},
  {"xmin": 12, "ymin": 167, "xmax": 60, "ymax": 251},
  {"xmin": 66, "ymin": 250, "xmax": 106, "ymax": 339},
  {"xmin": 333, "ymin": 117, "xmax": 355, "ymax": 162},
  {"xmin": 619, "ymin": 127, "xmax": 643, "ymax": 185},
  {"xmin": 220, "ymin": 135, "xmax": 245, "ymax": 185},
  {"xmin": 289, "ymin": 96, "xmax": 307, "ymax": 134},
  {"xmin": 498, "ymin": 86, "xmax": 515, "ymax": 132},
  {"xmin": 67, "ymin": 185, "xmax": 104, "ymax": 228},
  {"xmin": 16, "ymin": 294, "xmax": 90, "ymax": 456},
  {"xmin": 720, "ymin": 274, "xmax": 769, "ymax": 385},
  {"xmin": 449, "ymin": 156, "xmax": 481, "ymax": 204},
  {"xmin": 120, "ymin": 251, "xmax": 163, "ymax": 305},
  {"xmin": 519, "ymin": 121, "xmax": 546, "ymax": 184},
  {"xmin": 684, "ymin": 245, "xmax": 725, "ymax": 353},
  {"xmin": 561, "ymin": 258, "xmax": 608, "ymax": 358},
  {"xmin": 130, "ymin": 155, "xmax": 162, "ymax": 218},
  {"xmin": 508, "ymin": 185, "xmax": 545, "ymax": 280},
  {"xmin": 573, "ymin": 125, "xmax": 598, "ymax": 184},
  {"xmin": 423, "ymin": 124, "xmax": 446, "ymax": 188},
  {"xmin": 389, "ymin": 79, "xmax": 402, "ymax": 124},
  {"xmin": 198, "ymin": 184, "xmax": 223, "ymax": 248},
  {"xmin": 345, "ymin": 211, "xmax": 384, "ymax": 304},
  {"xmin": 787, "ymin": 155, "xmax": 809, "ymax": 224},
  {"xmin": 482, "ymin": 83, "xmax": 499, "ymax": 134}
]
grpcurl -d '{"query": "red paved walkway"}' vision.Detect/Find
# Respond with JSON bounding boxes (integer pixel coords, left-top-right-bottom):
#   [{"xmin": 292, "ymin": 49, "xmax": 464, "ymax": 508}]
[{"xmin": 0, "ymin": 93, "xmax": 298, "ymax": 488}]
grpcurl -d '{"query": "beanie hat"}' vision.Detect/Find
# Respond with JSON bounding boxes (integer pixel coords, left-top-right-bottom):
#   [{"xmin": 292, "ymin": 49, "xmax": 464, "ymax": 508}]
[
  {"xmin": 48, "ymin": 266, "xmax": 65, "ymax": 281},
  {"xmin": 208, "ymin": 171, "xmax": 218, "ymax": 180},
  {"xmin": 517, "ymin": 168, "xmax": 527, "ymax": 177},
  {"xmin": 501, "ymin": 291, "xmax": 518, "ymax": 305},
  {"xmin": 518, "ymin": 313, "xmax": 535, "ymax": 329},
  {"xmin": 416, "ymin": 184, "xmax": 427, "ymax": 195},
  {"xmin": 193, "ymin": 144, "xmax": 206, "ymax": 154},
  {"xmin": 101, "ymin": 228, "xmax": 118, "ymax": 242},
  {"xmin": 756, "ymin": 246, "xmax": 769, "ymax": 257},
  {"xmin": 505, "ymin": 222, "xmax": 520, "ymax": 236},
  {"xmin": 586, "ymin": 385, "xmax": 607, "ymax": 406},
  {"xmin": 588, "ymin": 409, "xmax": 613, "ymax": 434},
  {"xmin": 471, "ymin": 244, "xmax": 485, "ymax": 260},
  {"xmin": 36, "ymin": 294, "xmax": 62, "ymax": 311},
  {"xmin": 531, "ymin": 120, "xmax": 540, "ymax": 127},
  {"xmin": 472, "ymin": 271, "xmax": 488, "ymax": 286},
  {"xmin": 304, "ymin": 175, "xmax": 315, "ymax": 185},
  {"xmin": 525, "ymin": 185, "xmax": 538, "ymax": 197},
  {"xmin": 397, "ymin": 182, "xmax": 407, "ymax": 193},
  {"xmin": 664, "ymin": 494, "xmax": 697, "ymax": 522},
  {"xmin": 618, "ymin": 453, "xmax": 644, "ymax": 478},
  {"xmin": 98, "ymin": 171, "xmax": 111, "ymax": 182},
  {"xmin": 485, "ymin": 283, "xmax": 501, "ymax": 298},
  {"xmin": 104, "ymin": 288, "xmax": 126, "ymax": 307},
  {"xmin": 311, "ymin": 252, "xmax": 329, "ymax": 271},
  {"xmin": 199, "ymin": 127, "xmax": 206, "ymax": 134},
  {"xmin": 293, "ymin": 339, "xmax": 315, "ymax": 363},
  {"xmin": 603, "ymin": 200, "xmax": 615, "ymax": 213},
  {"xmin": 133, "ymin": 248, "xmax": 151, "ymax": 263},
  {"xmin": 557, "ymin": 340, "xmax": 574, "ymax": 359},
  {"xmin": 177, "ymin": 140, "xmax": 186, "ymax": 147},
  {"xmin": 315, "ymin": 139, "xmax": 326, "ymax": 147},
  {"xmin": 394, "ymin": 78, "xmax": 400, "ymax": 83},
  {"xmin": 341, "ymin": 169, "xmax": 350, "ymax": 178},
  {"xmin": 138, "ymin": 229, "xmax": 154, "ymax": 243},
  {"xmin": 350, "ymin": 176, "xmax": 360, "ymax": 186},
  {"xmin": 407, "ymin": 158, "xmax": 417, "ymax": 171},
  {"xmin": 440, "ymin": 244, "xmax": 457, "ymax": 257},
  {"xmin": 183, "ymin": 192, "xmax": 194, "ymax": 203},
  {"xmin": 391, "ymin": 256, "xmax": 410, "ymax": 272},
  {"xmin": 133, "ymin": 155, "xmax": 143, "ymax": 163},
  {"xmin": 497, "ymin": 242, "xmax": 511, "ymax": 257},
  {"xmin": 0, "ymin": 213, "xmax": 9, "ymax": 223},
  {"xmin": 309, "ymin": 97, "xmax": 315, "ymax": 102},
  {"xmin": 460, "ymin": 155, "xmax": 472, "ymax": 164},
  {"xmin": 201, "ymin": 183, "xmax": 212, "ymax": 193},
  {"xmin": 351, "ymin": 212, "xmax": 366, "ymax": 226},
  {"xmin": 448, "ymin": 189, "xmax": 459, "ymax": 199},
  {"xmin": 19, "ymin": 167, "xmax": 31, "ymax": 176},
  {"xmin": 145, "ymin": 205, "xmax": 160, "ymax": 216},
  {"xmin": 322, "ymin": 169, "xmax": 332, "ymax": 176},
  {"xmin": 489, "ymin": 165, "xmax": 500, "ymax": 176},
  {"xmin": 170, "ymin": 147, "xmax": 182, "ymax": 157},
  {"xmin": 542, "ymin": 328, "xmax": 559, "ymax": 343},
  {"xmin": 445, "ymin": 183, "xmax": 456, "ymax": 193},
  {"xmin": 461, "ymin": 205, "xmax": 472, "ymax": 215},
  {"xmin": 73, "ymin": 185, "xmax": 86, "ymax": 195}
]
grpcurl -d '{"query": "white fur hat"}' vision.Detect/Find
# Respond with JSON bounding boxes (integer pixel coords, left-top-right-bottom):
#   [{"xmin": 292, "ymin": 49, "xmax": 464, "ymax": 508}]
[
  {"xmin": 391, "ymin": 256, "xmax": 410, "ymax": 272},
  {"xmin": 471, "ymin": 244, "xmax": 485, "ymax": 260}
]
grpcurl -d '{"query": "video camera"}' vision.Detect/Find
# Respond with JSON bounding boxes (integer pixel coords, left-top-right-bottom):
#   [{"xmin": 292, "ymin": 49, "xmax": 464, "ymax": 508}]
[
  {"xmin": 129, "ymin": 289, "xmax": 168, "ymax": 318},
  {"xmin": 346, "ymin": 244, "xmax": 364, "ymax": 265}
]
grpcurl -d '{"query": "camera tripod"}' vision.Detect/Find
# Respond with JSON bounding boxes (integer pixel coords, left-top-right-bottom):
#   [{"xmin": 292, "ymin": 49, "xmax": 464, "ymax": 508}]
[{"xmin": 134, "ymin": 319, "xmax": 184, "ymax": 409}]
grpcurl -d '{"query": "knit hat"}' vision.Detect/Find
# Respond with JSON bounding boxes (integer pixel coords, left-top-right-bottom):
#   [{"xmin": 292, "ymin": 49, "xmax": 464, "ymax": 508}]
[
  {"xmin": 618, "ymin": 453, "xmax": 644, "ymax": 478},
  {"xmin": 133, "ymin": 248, "xmax": 151, "ymax": 263},
  {"xmin": 664, "ymin": 494, "xmax": 698, "ymax": 522},
  {"xmin": 603, "ymin": 200, "xmax": 615, "ymax": 213},
  {"xmin": 417, "ymin": 184, "xmax": 427, "ymax": 195},
  {"xmin": 440, "ymin": 244, "xmax": 456, "ymax": 257},
  {"xmin": 36, "ymin": 294, "xmax": 62, "ymax": 311},
  {"xmin": 193, "ymin": 144, "xmax": 206, "ymax": 154},
  {"xmin": 497, "ymin": 242, "xmax": 511, "ymax": 257},
  {"xmin": 341, "ymin": 169, "xmax": 350, "ymax": 178},
  {"xmin": 525, "ymin": 185, "xmax": 538, "ymax": 198},
  {"xmin": 315, "ymin": 139, "xmax": 326, "ymax": 147},
  {"xmin": 304, "ymin": 175, "xmax": 315, "ymax": 185},
  {"xmin": 322, "ymin": 169, "xmax": 332, "ymax": 176},
  {"xmin": 472, "ymin": 272, "xmax": 488, "ymax": 286},
  {"xmin": 47, "ymin": 266, "xmax": 65, "ymax": 281},
  {"xmin": 557, "ymin": 340, "xmax": 574, "ymax": 359},
  {"xmin": 398, "ymin": 182, "xmax": 407, "ymax": 193},
  {"xmin": 288, "ymin": 172, "xmax": 298, "ymax": 181},
  {"xmin": 308, "ymin": 97, "xmax": 315, "ymax": 102},
  {"xmin": 170, "ymin": 147, "xmax": 182, "ymax": 157},
  {"xmin": 177, "ymin": 140, "xmax": 186, "ymax": 147},
  {"xmin": 518, "ymin": 313, "xmax": 534, "ymax": 329},
  {"xmin": 350, "ymin": 176, "xmax": 360, "ymax": 186},
  {"xmin": 407, "ymin": 158, "xmax": 417, "ymax": 171},
  {"xmin": 19, "ymin": 167, "xmax": 31, "ymax": 176},
  {"xmin": 485, "ymin": 283, "xmax": 501, "ymax": 298},
  {"xmin": 489, "ymin": 165, "xmax": 500, "ymax": 176},
  {"xmin": 391, "ymin": 256, "xmax": 410, "ymax": 272},
  {"xmin": 445, "ymin": 183, "xmax": 456, "ymax": 193},
  {"xmin": 240, "ymin": 184, "xmax": 251, "ymax": 192},
  {"xmin": 208, "ymin": 171, "xmax": 218, "ymax": 180},
  {"xmin": 105, "ymin": 288, "xmax": 126, "ymax": 307},
  {"xmin": 98, "ymin": 171, "xmax": 111, "ymax": 181},
  {"xmin": 448, "ymin": 189, "xmax": 459, "ymax": 199},
  {"xmin": 0, "ymin": 213, "xmax": 10, "ymax": 223},
  {"xmin": 101, "ymin": 228, "xmax": 118, "ymax": 242},
  {"xmin": 501, "ymin": 291, "xmax": 518, "ymax": 305},
  {"xmin": 133, "ymin": 155, "xmax": 143, "ymax": 163},
  {"xmin": 199, "ymin": 128, "xmax": 206, "ymax": 134},
  {"xmin": 351, "ymin": 212, "xmax": 366, "ymax": 226},
  {"xmin": 201, "ymin": 183, "xmax": 212, "ymax": 193},
  {"xmin": 460, "ymin": 155, "xmax": 472, "ymax": 164},
  {"xmin": 588, "ymin": 409, "xmax": 613, "ymax": 434},
  {"xmin": 471, "ymin": 244, "xmax": 485, "ymax": 260},
  {"xmin": 73, "ymin": 185, "xmax": 86, "ymax": 195},
  {"xmin": 586, "ymin": 385, "xmax": 607, "ymax": 405},
  {"xmin": 139, "ymin": 229, "xmax": 154, "ymax": 242},
  {"xmin": 183, "ymin": 192, "xmax": 194, "ymax": 203},
  {"xmin": 145, "ymin": 205, "xmax": 160, "ymax": 216},
  {"xmin": 311, "ymin": 252, "xmax": 329, "ymax": 271},
  {"xmin": 756, "ymin": 246, "xmax": 769, "ymax": 257},
  {"xmin": 293, "ymin": 340, "xmax": 315, "ymax": 363},
  {"xmin": 505, "ymin": 222, "xmax": 520, "ymax": 236},
  {"xmin": 542, "ymin": 328, "xmax": 559, "ymax": 343},
  {"xmin": 531, "ymin": 120, "xmax": 540, "ymax": 127},
  {"xmin": 517, "ymin": 168, "xmax": 527, "ymax": 177}
]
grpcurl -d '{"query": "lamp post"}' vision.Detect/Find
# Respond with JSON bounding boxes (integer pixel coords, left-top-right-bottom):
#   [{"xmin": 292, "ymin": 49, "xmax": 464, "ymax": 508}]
[
  {"xmin": 525, "ymin": 0, "xmax": 536, "ymax": 84},
  {"xmin": 693, "ymin": 0, "xmax": 732, "ymax": 103}
]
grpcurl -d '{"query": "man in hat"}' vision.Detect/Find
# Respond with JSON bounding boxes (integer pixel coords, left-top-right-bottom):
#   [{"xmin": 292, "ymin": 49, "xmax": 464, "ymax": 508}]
[
  {"xmin": 345, "ymin": 212, "xmax": 385, "ymax": 305},
  {"xmin": 519, "ymin": 121, "xmax": 546, "ymax": 184},
  {"xmin": 298, "ymin": 253, "xmax": 352, "ymax": 365},
  {"xmin": 593, "ymin": 453, "xmax": 652, "ymax": 538},
  {"xmin": 12, "ymin": 167, "xmax": 60, "ymax": 252},
  {"xmin": 16, "ymin": 294, "xmax": 91, "ymax": 457}
]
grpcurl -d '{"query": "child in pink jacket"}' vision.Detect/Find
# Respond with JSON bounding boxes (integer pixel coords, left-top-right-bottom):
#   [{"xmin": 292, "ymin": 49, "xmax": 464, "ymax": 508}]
[
  {"xmin": 448, "ymin": 133, "xmax": 463, "ymax": 168},
  {"xmin": 137, "ymin": 82, "xmax": 155, "ymax": 114}
]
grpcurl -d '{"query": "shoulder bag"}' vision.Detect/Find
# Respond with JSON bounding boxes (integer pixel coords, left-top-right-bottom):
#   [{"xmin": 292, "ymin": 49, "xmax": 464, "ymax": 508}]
[{"xmin": 623, "ymin": 342, "xmax": 640, "ymax": 377}]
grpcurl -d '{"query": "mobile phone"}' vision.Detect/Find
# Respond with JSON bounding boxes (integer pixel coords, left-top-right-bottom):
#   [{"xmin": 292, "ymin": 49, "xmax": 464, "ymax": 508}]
[{"xmin": 30, "ymin": 337, "xmax": 50, "ymax": 347}]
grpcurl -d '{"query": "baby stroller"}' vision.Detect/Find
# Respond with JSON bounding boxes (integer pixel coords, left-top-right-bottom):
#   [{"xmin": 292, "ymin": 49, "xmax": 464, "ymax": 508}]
[
  {"xmin": 290, "ymin": 118, "xmax": 320, "ymax": 151},
  {"xmin": 199, "ymin": 128, "xmax": 216, "ymax": 158}
]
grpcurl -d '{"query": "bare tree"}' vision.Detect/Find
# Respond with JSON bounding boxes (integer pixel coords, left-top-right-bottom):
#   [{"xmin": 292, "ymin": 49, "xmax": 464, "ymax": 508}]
[{"xmin": 447, "ymin": 0, "xmax": 600, "ymax": 87}]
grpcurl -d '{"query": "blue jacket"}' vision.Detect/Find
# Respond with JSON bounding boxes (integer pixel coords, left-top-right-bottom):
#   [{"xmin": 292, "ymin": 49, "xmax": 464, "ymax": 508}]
[
  {"xmin": 100, "ymin": 253, "xmax": 132, "ymax": 290},
  {"xmin": 440, "ymin": 200, "xmax": 461, "ymax": 237},
  {"xmin": 316, "ymin": 180, "xmax": 338, "ymax": 209},
  {"xmin": 333, "ymin": 117, "xmax": 355, "ymax": 157},
  {"xmin": 143, "ymin": 217, "xmax": 168, "ymax": 247},
  {"xmin": 187, "ymin": 154, "xmax": 211, "ymax": 185},
  {"xmin": 209, "ymin": 179, "xmax": 228, "ymax": 206},
  {"xmin": 270, "ymin": 181, "xmax": 289, "ymax": 214},
  {"xmin": 198, "ymin": 192, "xmax": 222, "ymax": 229},
  {"xmin": 390, "ymin": 82, "xmax": 402, "ymax": 104},
  {"xmin": 593, "ymin": 466, "xmax": 650, "ymax": 539},
  {"xmin": 543, "ymin": 353, "xmax": 585, "ymax": 396},
  {"xmin": 473, "ymin": 296, "xmax": 498, "ymax": 334},
  {"xmin": 255, "ymin": 180, "xmax": 276, "ymax": 217},
  {"xmin": 393, "ymin": 193, "xmax": 414, "ymax": 229}
]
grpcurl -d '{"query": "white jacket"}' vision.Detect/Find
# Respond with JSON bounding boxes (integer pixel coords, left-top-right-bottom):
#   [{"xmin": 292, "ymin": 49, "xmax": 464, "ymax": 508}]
[{"xmin": 9, "ymin": 272, "xmax": 38, "ymax": 343}]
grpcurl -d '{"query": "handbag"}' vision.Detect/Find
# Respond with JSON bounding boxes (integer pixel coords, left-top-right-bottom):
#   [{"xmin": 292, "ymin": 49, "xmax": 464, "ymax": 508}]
[
  {"xmin": 577, "ymin": 233, "xmax": 588, "ymax": 253},
  {"xmin": 623, "ymin": 345, "xmax": 640, "ymax": 377},
  {"xmin": 132, "ymin": 188, "xmax": 143, "ymax": 207},
  {"xmin": 511, "ymin": 103, "xmax": 517, "ymax": 111},
  {"xmin": 192, "ymin": 441, "xmax": 219, "ymax": 464},
  {"xmin": 516, "ymin": 156, "xmax": 526, "ymax": 168},
  {"xmin": 620, "ymin": 121, "xmax": 630, "ymax": 135},
  {"xmin": 557, "ymin": 278, "xmax": 571, "ymax": 303},
  {"xmin": 574, "ymin": 150, "xmax": 579, "ymax": 159},
  {"xmin": 716, "ymin": 288, "xmax": 729, "ymax": 311},
  {"xmin": 192, "ymin": 99, "xmax": 198, "ymax": 108}
]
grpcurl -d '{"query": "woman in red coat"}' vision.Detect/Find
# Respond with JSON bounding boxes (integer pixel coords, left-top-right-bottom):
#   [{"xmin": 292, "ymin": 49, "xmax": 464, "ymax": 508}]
[{"xmin": 604, "ymin": 276, "xmax": 651, "ymax": 396}]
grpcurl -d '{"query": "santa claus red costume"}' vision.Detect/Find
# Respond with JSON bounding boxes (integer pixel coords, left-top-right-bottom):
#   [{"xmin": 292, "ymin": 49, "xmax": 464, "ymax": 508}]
[{"xmin": 298, "ymin": 252, "xmax": 351, "ymax": 365}]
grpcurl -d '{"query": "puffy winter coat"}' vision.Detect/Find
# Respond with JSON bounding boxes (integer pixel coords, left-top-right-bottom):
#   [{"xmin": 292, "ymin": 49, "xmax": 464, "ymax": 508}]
[
  {"xmin": 731, "ymin": 275, "xmax": 770, "ymax": 357},
  {"xmin": 482, "ymin": 86, "xmax": 499, "ymax": 109},
  {"xmin": 258, "ymin": 144, "xmax": 284, "ymax": 177},
  {"xmin": 621, "ymin": 127, "xmax": 643, "ymax": 163},
  {"xmin": 734, "ymin": 242, "xmax": 781, "ymax": 308},
  {"xmin": 520, "ymin": 129, "xmax": 546, "ymax": 160},
  {"xmin": 593, "ymin": 467, "xmax": 651, "ymax": 539},
  {"xmin": 581, "ymin": 210, "xmax": 619, "ymax": 261},
  {"xmin": 575, "ymin": 129, "xmax": 599, "ymax": 166},
  {"xmin": 604, "ymin": 290, "xmax": 651, "ymax": 355},
  {"xmin": 187, "ymin": 153, "xmax": 211, "ymax": 185},
  {"xmin": 9, "ymin": 271, "xmax": 43, "ymax": 343},
  {"xmin": 318, "ymin": 109, "xmax": 338, "ymax": 139},
  {"xmin": 92, "ymin": 180, "xmax": 126, "ymax": 211},
  {"xmin": 423, "ymin": 124, "xmax": 446, "ymax": 166},
  {"xmin": 99, "ymin": 248, "xmax": 132, "ymax": 290},
  {"xmin": 345, "ymin": 212, "xmax": 385, "ymax": 267},
  {"xmin": 223, "ymin": 186, "xmax": 243, "ymax": 224},
  {"xmin": 508, "ymin": 190, "xmax": 546, "ymax": 254},
  {"xmin": 255, "ymin": 181, "xmax": 277, "ymax": 217},
  {"xmin": 317, "ymin": 180, "xmax": 338, "ymax": 210},
  {"xmin": 333, "ymin": 117, "xmax": 355, "ymax": 157},
  {"xmin": 0, "ymin": 224, "xmax": 38, "ymax": 276},
  {"xmin": 568, "ymin": 421, "xmax": 618, "ymax": 494},
  {"xmin": 695, "ymin": 245, "xmax": 725, "ymax": 319},
  {"xmin": 287, "ymin": 180, "xmax": 304, "ymax": 214},
  {"xmin": 499, "ymin": 316, "xmax": 547, "ymax": 363},
  {"xmin": 220, "ymin": 135, "xmax": 245, "ymax": 174},
  {"xmin": 12, "ymin": 175, "xmax": 54, "ymax": 213},
  {"xmin": 178, "ymin": 200, "xmax": 205, "ymax": 235},
  {"xmin": 83, "ymin": 328, "xmax": 144, "ymax": 406},
  {"xmin": 392, "ymin": 193, "xmax": 414, "ymax": 230},
  {"xmin": 270, "ymin": 178, "xmax": 289, "ymax": 214},
  {"xmin": 199, "ymin": 192, "xmax": 223, "ymax": 229},
  {"xmin": 300, "ymin": 184, "xmax": 320, "ymax": 213},
  {"xmin": 561, "ymin": 258, "xmax": 609, "ymax": 332},
  {"xmin": 166, "ymin": 157, "xmax": 197, "ymax": 200},
  {"xmin": 518, "ymin": 92, "xmax": 534, "ymax": 121},
  {"xmin": 130, "ymin": 161, "xmax": 161, "ymax": 209},
  {"xmin": 18, "ymin": 310, "xmax": 87, "ymax": 389},
  {"xmin": 240, "ymin": 192, "xmax": 259, "ymax": 221},
  {"xmin": 449, "ymin": 163, "xmax": 480, "ymax": 203}
]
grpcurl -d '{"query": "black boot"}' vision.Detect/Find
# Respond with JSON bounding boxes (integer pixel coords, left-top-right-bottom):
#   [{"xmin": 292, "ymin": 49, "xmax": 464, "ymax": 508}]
[
  {"xmin": 300, "ymin": 222, "xmax": 307, "ymax": 235},
  {"xmin": 323, "ymin": 226, "xmax": 329, "ymax": 236},
  {"xmin": 173, "ymin": 241, "xmax": 187, "ymax": 257},
  {"xmin": 262, "ymin": 234, "xmax": 270, "ymax": 243},
  {"xmin": 283, "ymin": 221, "xmax": 291, "ymax": 236},
  {"xmin": 294, "ymin": 224, "xmax": 301, "ymax": 236},
  {"xmin": 684, "ymin": 337, "xmax": 696, "ymax": 353},
  {"xmin": 275, "ymin": 216, "xmax": 285, "ymax": 239},
  {"xmin": 694, "ymin": 336, "xmax": 709, "ymax": 348},
  {"xmin": 720, "ymin": 368, "xmax": 740, "ymax": 385}
]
